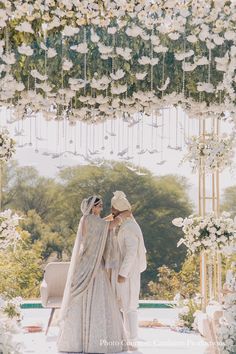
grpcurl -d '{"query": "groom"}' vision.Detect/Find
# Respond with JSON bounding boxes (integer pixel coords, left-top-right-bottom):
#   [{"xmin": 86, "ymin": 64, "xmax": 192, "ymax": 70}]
[{"xmin": 110, "ymin": 191, "xmax": 147, "ymax": 348}]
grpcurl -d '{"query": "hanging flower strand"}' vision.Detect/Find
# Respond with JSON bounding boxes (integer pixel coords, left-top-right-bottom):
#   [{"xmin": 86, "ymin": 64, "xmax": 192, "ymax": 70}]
[{"xmin": 0, "ymin": 129, "xmax": 16, "ymax": 163}]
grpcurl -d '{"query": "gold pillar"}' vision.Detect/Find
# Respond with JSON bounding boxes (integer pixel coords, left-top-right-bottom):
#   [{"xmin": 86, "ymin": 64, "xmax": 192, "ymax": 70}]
[{"xmin": 198, "ymin": 116, "xmax": 221, "ymax": 310}]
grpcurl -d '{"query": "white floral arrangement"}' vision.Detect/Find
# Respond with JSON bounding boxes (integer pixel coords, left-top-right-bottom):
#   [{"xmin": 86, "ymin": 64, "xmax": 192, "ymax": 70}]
[
  {"xmin": 172, "ymin": 212, "xmax": 236, "ymax": 255},
  {"xmin": 0, "ymin": 210, "xmax": 21, "ymax": 250},
  {"xmin": 217, "ymin": 263, "xmax": 236, "ymax": 354},
  {"xmin": 174, "ymin": 293, "xmax": 202, "ymax": 331},
  {"xmin": 182, "ymin": 134, "xmax": 235, "ymax": 173},
  {"xmin": 0, "ymin": 129, "xmax": 16, "ymax": 164},
  {"xmin": 0, "ymin": 296, "xmax": 23, "ymax": 354}
]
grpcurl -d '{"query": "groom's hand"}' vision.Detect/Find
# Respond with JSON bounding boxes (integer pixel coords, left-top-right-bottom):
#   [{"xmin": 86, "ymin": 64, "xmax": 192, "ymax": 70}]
[{"xmin": 118, "ymin": 275, "xmax": 126, "ymax": 283}]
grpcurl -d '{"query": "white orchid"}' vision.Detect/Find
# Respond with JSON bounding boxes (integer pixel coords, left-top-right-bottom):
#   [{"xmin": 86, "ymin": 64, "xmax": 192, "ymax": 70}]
[
  {"xmin": 197, "ymin": 82, "xmax": 215, "ymax": 93},
  {"xmin": 62, "ymin": 59, "xmax": 73, "ymax": 71},
  {"xmin": 91, "ymin": 75, "xmax": 110, "ymax": 90},
  {"xmin": 31, "ymin": 69, "xmax": 48, "ymax": 81},
  {"xmin": 47, "ymin": 47, "xmax": 57, "ymax": 58},
  {"xmin": 18, "ymin": 44, "xmax": 33, "ymax": 56},
  {"xmin": 63, "ymin": 25, "xmax": 80, "ymax": 36},
  {"xmin": 138, "ymin": 56, "xmax": 159, "ymax": 65},
  {"xmin": 110, "ymin": 69, "xmax": 125, "ymax": 80},
  {"xmin": 107, "ymin": 26, "xmax": 117, "ymax": 35},
  {"xmin": 175, "ymin": 50, "xmax": 194, "ymax": 61},
  {"xmin": 1, "ymin": 53, "xmax": 16, "ymax": 65},
  {"xmin": 168, "ymin": 32, "xmax": 180, "ymax": 40},
  {"xmin": 116, "ymin": 47, "xmax": 132, "ymax": 60},
  {"xmin": 135, "ymin": 72, "xmax": 147, "ymax": 80},
  {"xmin": 157, "ymin": 77, "xmax": 170, "ymax": 91},
  {"xmin": 182, "ymin": 62, "xmax": 197, "ymax": 71},
  {"xmin": 35, "ymin": 82, "xmax": 52, "ymax": 93},
  {"xmin": 186, "ymin": 34, "xmax": 198, "ymax": 43},
  {"xmin": 71, "ymin": 43, "xmax": 88, "ymax": 54},
  {"xmin": 153, "ymin": 45, "xmax": 168, "ymax": 54},
  {"xmin": 15, "ymin": 21, "xmax": 34, "ymax": 33},
  {"xmin": 126, "ymin": 25, "xmax": 142, "ymax": 37},
  {"xmin": 195, "ymin": 56, "xmax": 209, "ymax": 66},
  {"xmin": 98, "ymin": 43, "xmax": 113, "ymax": 55},
  {"xmin": 111, "ymin": 84, "xmax": 127, "ymax": 95},
  {"xmin": 90, "ymin": 28, "xmax": 100, "ymax": 43}
]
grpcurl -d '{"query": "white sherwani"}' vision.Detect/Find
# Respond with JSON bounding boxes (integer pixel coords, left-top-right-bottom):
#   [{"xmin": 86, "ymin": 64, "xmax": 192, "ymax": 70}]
[{"xmin": 111, "ymin": 217, "xmax": 147, "ymax": 343}]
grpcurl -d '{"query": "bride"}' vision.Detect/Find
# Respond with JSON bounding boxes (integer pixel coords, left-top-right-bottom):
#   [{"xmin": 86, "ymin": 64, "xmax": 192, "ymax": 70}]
[{"xmin": 57, "ymin": 195, "xmax": 129, "ymax": 353}]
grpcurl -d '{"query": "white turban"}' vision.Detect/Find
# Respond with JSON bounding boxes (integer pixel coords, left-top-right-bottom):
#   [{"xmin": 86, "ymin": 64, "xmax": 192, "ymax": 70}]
[{"xmin": 111, "ymin": 191, "xmax": 131, "ymax": 211}]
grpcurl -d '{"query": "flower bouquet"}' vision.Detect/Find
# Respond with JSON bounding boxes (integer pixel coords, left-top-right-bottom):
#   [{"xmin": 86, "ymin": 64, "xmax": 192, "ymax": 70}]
[
  {"xmin": 0, "ymin": 210, "xmax": 21, "ymax": 250},
  {"xmin": 172, "ymin": 212, "xmax": 236, "ymax": 255},
  {"xmin": 217, "ymin": 264, "xmax": 236, "ymax": 354},
  {"xmin": 0, "ymin": 296, "xmax": 23, "ymax": 354},
  {"xmin": 181, "ymin": 134, "xmax": 235, "ymax": 173}
]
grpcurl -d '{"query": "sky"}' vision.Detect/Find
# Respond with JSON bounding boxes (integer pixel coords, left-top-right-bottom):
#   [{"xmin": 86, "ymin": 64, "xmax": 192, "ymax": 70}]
[{"xmin": 1, "ymin": 106, "xmax": 236, "ymax": 210}]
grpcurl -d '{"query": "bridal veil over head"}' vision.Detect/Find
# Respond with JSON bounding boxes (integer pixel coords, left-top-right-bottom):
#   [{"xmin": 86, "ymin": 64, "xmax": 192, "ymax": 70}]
[{"xmin": 60, "ymin": 196, "xmax": 108, "ymax": 322}]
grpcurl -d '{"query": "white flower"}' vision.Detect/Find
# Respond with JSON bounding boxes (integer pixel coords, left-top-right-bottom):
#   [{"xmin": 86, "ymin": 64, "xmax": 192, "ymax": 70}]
[
  {"xmin": 182, "ymin": 62, "xmax": 197, "ymax": 72},
  {"xmin": 187, "ymin": 35, "xmax": 198, "ymax": 43},
  {"xmin": 111, "ymin": 84, "xmax": 127, "ymax": 95},
  {"xmin": 98, "ymin": 43, "xmax": 113, "ymax": 55},
  {"xmin": 138, "ymin": 56, "xmax": 159, "ymax": 65},
  {"xmin": 126, "ymin": 25, "xmax": 142, "ymax": 37},
  {"xmin": 62, "ymin": 59, "xmax": 73, "ymax": 71},
  {"xmin": 18, "ymin": 44, "xmax": 33, "ymax": 56},
  {"xmin": 175, "ymin": 50, "xmax": 194, "ymax": 61},
  {"xmin": 70, "ymin": 43, "xmax": 88, "ymax": 54},
  {"xmin": 15, "ymin": 21, "xmax": 34, "ymax": 33},
  {"xmin": 63, "ymin": 25, "xmax": 80, "ymax": 36},
  {"xmin": 153, "ymin": 45, "xmax": 168, "ymax": 54},
  {"xmin": 47, "ymin": 48, "xmax": 57, "ymax": 58},
  {"xmin": 116, "ymin": 47, "xmax": 132, "ymax": 60},
  {"xmin": 195, "ymin": 57, "xmax": 209, "ymax": 66},
  {"xmin": 157, "ymin": 77, "xmax": 170, "ymax": 91},
  {"xmin": 110, "ymin": 69, "xmax": 125, "ymax": 81},
  {"xmin": 172, "ymin": 218, "xmax": 184, "ymax": 227},
  {"xmin": 31, "ymin": 70, "xmax": 47, "ymax": 81},
  {"xmin": 135, "ymin": 72, "xmax": 147, "ymax": 80},
  {"xmin": 90, "ymin": 29, "xmax": 100, "ymax": 43},
  {"xmin": 197, "ymin": 82, "xmax": 215, "ymax": 93}
]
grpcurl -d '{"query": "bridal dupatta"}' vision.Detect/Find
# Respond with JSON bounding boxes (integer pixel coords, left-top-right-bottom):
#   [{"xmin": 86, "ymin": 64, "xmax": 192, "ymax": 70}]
[{"xmin": 60, "ymin": 203, "xmax": 110, "ymax": 323}]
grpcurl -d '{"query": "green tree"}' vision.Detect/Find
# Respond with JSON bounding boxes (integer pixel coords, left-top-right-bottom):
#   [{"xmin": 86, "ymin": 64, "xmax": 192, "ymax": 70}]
[
  {"xmin": 0, "ymin": 231, "xmax": 43, "ymax": 298},
  {"xmin": 147, "ymin": 256, "xmax": 200, "ymax": 300},
  {"xmin": 221, "ymin": 185, "xmax": 236, "ymax": 218},
  {"xmin": 20, "ymin": 210, "xmax": 65, "ymax": 260}
]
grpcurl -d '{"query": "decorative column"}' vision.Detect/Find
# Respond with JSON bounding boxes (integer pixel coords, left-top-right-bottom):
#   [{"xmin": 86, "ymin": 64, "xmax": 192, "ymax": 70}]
[{"xmin": 198, "ymin": 117, "xmax": 221, "ymax": 311}]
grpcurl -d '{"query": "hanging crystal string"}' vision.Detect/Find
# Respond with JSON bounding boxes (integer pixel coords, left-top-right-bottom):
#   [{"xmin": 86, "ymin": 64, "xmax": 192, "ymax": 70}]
[
  {"xmin": 168, "ymin": 108, "xmax": 171, "ymax": 148},
  {"xmin": 161, "ymin": 53, "xmax": 166, "ymax": 99},
  {"xmin": 101, "ymin": 121, "xmax": 105, "ymax": 150},
  {"xmin": 74, "ymin": 121, "xmax": 77, "ymax": 155},
  {"xmin": 150, "ymin": 28, "xmax": 154, "ymax": 93},
  {"xmin": 155, "ymin": 111, "xmax": 159, "ymax": 152},
  {"xmin": 182, "ymin": 35, "xmax": 186, "ymax": 96},
  {"xmin": 79, "ymin": 120, "xmax": 83, "ymax": 152},
  {"xmin": 160, "ymin": 109, "xmax": 164, "ymax": 162},
  {"xmin": 83, "ymin": 27, "xmax": 87, "ymax": 95}
]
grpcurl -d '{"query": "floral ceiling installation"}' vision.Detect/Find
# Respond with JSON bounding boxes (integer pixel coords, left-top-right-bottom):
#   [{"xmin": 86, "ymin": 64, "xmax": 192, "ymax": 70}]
[{"xmin": 0, "ymin": 0, "xmax": 235, "ymax": 123}]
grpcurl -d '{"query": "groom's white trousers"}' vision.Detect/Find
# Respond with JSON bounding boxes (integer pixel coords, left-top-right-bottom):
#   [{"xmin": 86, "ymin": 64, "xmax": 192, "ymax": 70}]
[{"xmin": 116, "ymin": 271, "xmax": 140, "ymax": 342}]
